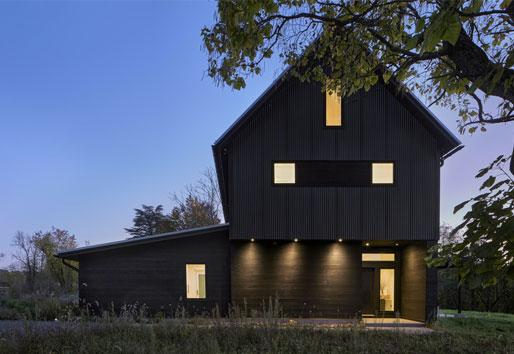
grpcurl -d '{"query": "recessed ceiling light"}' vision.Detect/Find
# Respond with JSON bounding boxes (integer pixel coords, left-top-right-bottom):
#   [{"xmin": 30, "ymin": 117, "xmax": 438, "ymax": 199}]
[
  {"xmin": 251, "ymin": 238, "xmax": 255, "ymax": 242},
  {"xmin": 338, "ymin": 238, "xmax": 343, "ymax": 242},
  {"xmin": 294, "ymin": 238, "xmax": 298, "ymax": 242}
]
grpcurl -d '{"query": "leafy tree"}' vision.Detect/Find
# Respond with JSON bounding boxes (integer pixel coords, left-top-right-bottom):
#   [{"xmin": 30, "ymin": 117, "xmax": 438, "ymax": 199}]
[
  {"xmin": 427, "ymin": 155, "xmax": 514, "ymax": 287},
  {"xmin": 125, "ymin": 205, "xmax": 172, "ymax": 238},
  {"xmin": 33, "ymin": 228, "xmax": 78, "ymax": 293},
  {"xmin": 436, "ymin": 224, "xmax": 514, "ymax": 313},
  {"xmin": 169, "ymin": 194, "xmax": 221, "ymax": 231},
  {"xmin": 202, "ymin": 0, "xmax": 514, "ymax": 134},
  {"xmin": 125, "ymin": 168, "xmax": 223, "ymax": 237},
  {"xmin": 11, "ymin": 228, "xmax": 78, "ymax": 293}
]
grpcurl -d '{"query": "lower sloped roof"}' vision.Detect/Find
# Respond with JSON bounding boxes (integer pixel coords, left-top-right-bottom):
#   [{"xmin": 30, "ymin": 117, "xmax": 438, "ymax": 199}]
[{"xmin": 55, "ymin": 223, "xmax": 229, "ymax": 259}]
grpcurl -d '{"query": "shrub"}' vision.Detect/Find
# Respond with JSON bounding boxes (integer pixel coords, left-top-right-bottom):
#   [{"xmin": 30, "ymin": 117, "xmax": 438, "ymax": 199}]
[{"xmin": 0, "ymin": 295, "xmax": 78, "ymax": 321}]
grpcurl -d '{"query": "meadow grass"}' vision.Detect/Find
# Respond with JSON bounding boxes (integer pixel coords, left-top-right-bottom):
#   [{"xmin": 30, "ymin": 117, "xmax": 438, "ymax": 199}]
[{"xmin": 0, "ymin": 313, "xmax": 513, "ymax": 354}]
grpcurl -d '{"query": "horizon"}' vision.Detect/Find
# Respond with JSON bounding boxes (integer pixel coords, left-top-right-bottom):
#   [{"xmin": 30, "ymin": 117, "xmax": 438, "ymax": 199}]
[{"xmin": 1, "ymin": 1, "xmax": 512, "ymax": 268}]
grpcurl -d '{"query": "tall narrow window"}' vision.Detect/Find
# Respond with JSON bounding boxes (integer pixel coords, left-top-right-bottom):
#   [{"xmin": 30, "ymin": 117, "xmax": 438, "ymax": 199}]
[
  {"xmin": 273, "ymin": 163, "xmax": 295, "ymax": 184},
  {"xmin": 380, "ymin": 269, "xmax": 395, "ymax": 311},
  {"xmin": 325, "ymin": 91, "xmax": 342, "ymax": 126},
  {"xmin": 372, "ymin": 163, "xmax": 394, "ymax": 184},
  {"xmin": 186, "ymin": 264, "xmax": 206, "ymax": 299}
]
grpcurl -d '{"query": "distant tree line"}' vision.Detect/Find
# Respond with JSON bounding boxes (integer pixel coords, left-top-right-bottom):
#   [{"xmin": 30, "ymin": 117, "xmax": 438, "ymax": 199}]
[
  {"xmin": 7, "ymin": 228, "xmax": 78, "ymax": 296},
  {"xmin": 125, "ymin": 167, "xmax": 222, "ymax": 238},
  {"xmin": 436, "ymin": 224, "xmax": 514, "ymax": 314}
]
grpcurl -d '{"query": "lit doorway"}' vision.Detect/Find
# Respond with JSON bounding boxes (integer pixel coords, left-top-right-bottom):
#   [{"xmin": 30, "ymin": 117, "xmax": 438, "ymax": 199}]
[{"xmin": 362, "ymin": 252, "xmax": 397, "ymax": 316}]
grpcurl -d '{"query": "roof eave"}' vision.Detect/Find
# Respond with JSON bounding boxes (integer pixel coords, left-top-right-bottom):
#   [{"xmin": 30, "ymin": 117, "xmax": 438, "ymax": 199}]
[{"xmin": 56, "ymin": 223, "xmax": 230, "ymax": 259}]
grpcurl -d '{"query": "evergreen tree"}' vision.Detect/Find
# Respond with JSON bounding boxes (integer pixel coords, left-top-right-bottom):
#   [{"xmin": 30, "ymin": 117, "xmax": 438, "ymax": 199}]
[{"xmin": 125, "ymin": 205, "xmax": 172, "ymax": 237}]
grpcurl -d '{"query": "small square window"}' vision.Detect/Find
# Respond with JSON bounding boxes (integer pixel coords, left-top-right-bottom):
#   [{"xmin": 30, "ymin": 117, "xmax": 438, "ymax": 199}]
[
  {"xmin": 326, "ymin": 91, "xmax": 342, "ymax": 126},
  {"xmin": 274, "ymin": 163, "xmax": 295, "ymax": 184},
  {"xmin": 372, "ymin": 163, "xmax": 394, "ymax": 184},
  {"xmin": 186, "ymin": 264, "xmax": 206, "ymax": 299}
]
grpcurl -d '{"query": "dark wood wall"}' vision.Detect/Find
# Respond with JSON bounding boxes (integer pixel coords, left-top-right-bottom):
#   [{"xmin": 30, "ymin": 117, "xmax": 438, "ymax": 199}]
[
  {"xmin": 231, "ymin": 241, "xmax": 362, "ymax": 317},
  {"xmin": 401, "ymin": 243, "xmax": 427, "ymax": 321},
  {"xmin": 227, "ymin": 79, "xmax": 440, "ymax": 241},
  {"xmin": 425, "ymin": 241, "xmax": 438, "ymax": 322},
  {"xmin": 77, "ymin": 231, "xmax": 230, "ymax": 315}
]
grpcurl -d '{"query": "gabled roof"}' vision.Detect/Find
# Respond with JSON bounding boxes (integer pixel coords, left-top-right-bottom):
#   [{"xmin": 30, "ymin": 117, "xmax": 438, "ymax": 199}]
[
  {"xmin": 212, "ymin": 69, "xmax": 462, "ymax": 221},
  {"xmin": 56, "ymin": 223, "xmax": 229, "ymax": 259}
]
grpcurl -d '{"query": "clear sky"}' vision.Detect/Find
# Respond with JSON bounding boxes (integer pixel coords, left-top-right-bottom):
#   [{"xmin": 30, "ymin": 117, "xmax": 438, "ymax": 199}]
[{"xmin": 0, "ymin": 1, "xmax": 512, "ymax": 268}]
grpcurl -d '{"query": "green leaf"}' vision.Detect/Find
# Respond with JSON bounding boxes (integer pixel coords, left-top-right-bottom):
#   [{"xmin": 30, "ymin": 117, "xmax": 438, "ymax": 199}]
[
  {"xmin": 490, "ymin": 180, "xmax": 508, "ymax": 190},
  {"xmin": 382, "ymin": 71, "xmax": 392, "ymax": 84},
  {"xmin": 475, "ymin": 168, "xmax": 488, "ymax": 178},
  {"xmin": 415, "ymin": 18, "xmax": 426, "ymax": 33},
  {"xmin": 405, "ymin": 35, "xmax": 420, "ymax": 50},
  {"xmin": 482, "ymin": 276, "xmax": 497, "ymax": 288},
  {"xmin": 480, "ymin": 175, "xmax": 496, "ymax": 190},
  {"xmin": 441, "ymin": 15, "xmax": 461, "ymax": 45},
  {"xmin": 467, "ymin": 0, "xmax": 484, "ymax": 13},
  {"xmin": 500, "ymin": 0, "xmax": 512, "ymax": 10},
  {"xmin": 454, "ymin": 200, "xmax": 469, "ymax": 214}
]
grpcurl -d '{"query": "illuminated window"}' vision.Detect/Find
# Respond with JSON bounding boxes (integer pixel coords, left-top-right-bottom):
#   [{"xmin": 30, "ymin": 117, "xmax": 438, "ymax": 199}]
[
  {"xmin": 380, "ymin": 269, "xmax": 395, "ymax": 311},
  {"xmin": 186, "ymin": 264, "xmax": 206, "ymax": 299},
  {"xmin": 325, "ymin": 90, "xmax": 342, "ymax": 126},
  {"xmin": 372, "ymin": 163, "xmax": 394, "ymax": 184},
  {"xmin": 362, "ymin": 253, "xmax": 395, "ymax": 262},
  {"xmin": 273, "ymin": 163, "xmax": 295, "ymax": 184}
]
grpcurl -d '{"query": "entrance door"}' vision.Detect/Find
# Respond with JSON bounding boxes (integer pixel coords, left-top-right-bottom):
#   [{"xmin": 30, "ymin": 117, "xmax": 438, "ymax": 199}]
[
  {"xmin": 362, "ymin": 267, "xmax": 396, "ymax": 315},
  {"xmin": 362, "ymin": 268, "xmax": 376, "ymax": 315}
]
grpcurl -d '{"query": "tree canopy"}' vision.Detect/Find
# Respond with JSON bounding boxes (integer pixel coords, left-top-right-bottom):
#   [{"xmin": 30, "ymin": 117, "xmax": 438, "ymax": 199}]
[
  {"xmin": 427, "ymin": 155, "xmax": 513, "ymax": 287},
  {"xmin": 125, "ymin": 168, "xmax": 222, "ymax": 238},
  {"xmin": 125, "ymin": 205, "xmax": 172, "ymax": 238},
  {"xmin": 11, "ymin": 228, "xmax": 78, "ymax": 293},
  {"xmin": 202, "ymin": 0, "xmax": 514, "ymax": 133}
]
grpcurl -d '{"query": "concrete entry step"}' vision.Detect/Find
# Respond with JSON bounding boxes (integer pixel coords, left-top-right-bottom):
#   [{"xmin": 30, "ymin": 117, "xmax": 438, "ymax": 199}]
[{"xmin": 363, "ymin": 318, "xmax": 425, "ymax": 327}]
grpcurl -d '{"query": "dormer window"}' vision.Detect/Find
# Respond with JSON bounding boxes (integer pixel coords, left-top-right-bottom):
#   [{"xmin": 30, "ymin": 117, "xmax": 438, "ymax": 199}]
[{"xmin": 325, "ymin": 90, "xmax": 342, "ymax": 127}]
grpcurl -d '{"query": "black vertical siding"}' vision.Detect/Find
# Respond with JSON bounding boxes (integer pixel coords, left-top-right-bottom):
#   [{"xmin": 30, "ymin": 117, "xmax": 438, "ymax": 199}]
[
  {"xmin": 401, "ymin": 243, "xmax": 428, "ymax": 321},
  {"xmin": 426, "ymin": 241, "xmax": 438, "ymax": 322},
  {"xmin": 227, "ymin": 78, "xmax": 439, "ymax": 240},
  {"xmin": 231, "ymin": 241, "xmax": 362, "ymax": 317},
  {"xmin": 77, "ymin": 231, "xmax": 230, "ymax": 315}
]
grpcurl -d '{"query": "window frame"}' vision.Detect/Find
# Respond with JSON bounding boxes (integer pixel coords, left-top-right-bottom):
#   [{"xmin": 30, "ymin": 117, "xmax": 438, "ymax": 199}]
[
  {"xmin": 272, "ymin": 162, "xmax": 296, "ymax": 185},
  {"xmin": 371, "ymin": 162, "xmax": 395, "ymax": 185},
  {"xmin": 324, "ymin": 90, "xmax": 343, "ymax": 128},
  {"xmin": 271, "ymin": 160, "xmax": 396, "ymax": 187},
  {"xmin": 362, "ymin": 253, "xmax": 396, "ymax": 262},
  {"xmin": 185, "ymin": 263, "xmax": 207, "ymax": 300},
  {"xmin": 379, "ymin": 268, "xmax": 395, "ymax": 312}
]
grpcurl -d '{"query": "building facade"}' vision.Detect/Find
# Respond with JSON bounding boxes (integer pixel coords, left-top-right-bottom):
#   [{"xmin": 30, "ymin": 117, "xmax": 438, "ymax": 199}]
[{"xmin": 57, "ymin": 72, "xmax": 461, "ymax": 322}]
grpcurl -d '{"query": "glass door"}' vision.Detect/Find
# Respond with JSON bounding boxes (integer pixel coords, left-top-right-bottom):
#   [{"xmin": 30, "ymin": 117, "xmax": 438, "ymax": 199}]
[{"xmin": 379, "ymin": 269, "xmax": 394, "ymax": 311}]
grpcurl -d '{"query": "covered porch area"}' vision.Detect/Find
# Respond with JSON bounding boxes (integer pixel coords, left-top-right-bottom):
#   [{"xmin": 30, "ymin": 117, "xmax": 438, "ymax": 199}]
[{"xmin": 361, "ymin": 241, "xmax": 437, "ymax": 323}]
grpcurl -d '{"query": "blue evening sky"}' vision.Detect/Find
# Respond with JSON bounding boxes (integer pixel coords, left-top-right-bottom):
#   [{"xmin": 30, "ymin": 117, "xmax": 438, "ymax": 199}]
[{"xmin": 0, "ymin": 1, "xmax": 512, "ymax": 267}]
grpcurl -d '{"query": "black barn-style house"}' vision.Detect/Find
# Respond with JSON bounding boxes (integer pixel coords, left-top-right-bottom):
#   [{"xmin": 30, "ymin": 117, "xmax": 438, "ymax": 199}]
[{"xmin": 57, "ymin": 69, "xmax": 462, "ymax": 323}]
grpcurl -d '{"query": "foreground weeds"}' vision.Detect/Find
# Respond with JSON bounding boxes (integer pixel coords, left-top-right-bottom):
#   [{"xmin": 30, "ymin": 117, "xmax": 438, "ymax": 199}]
[{"xmin": 0, "ymin": 317, "xmax": 512, "ymax": 354}]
